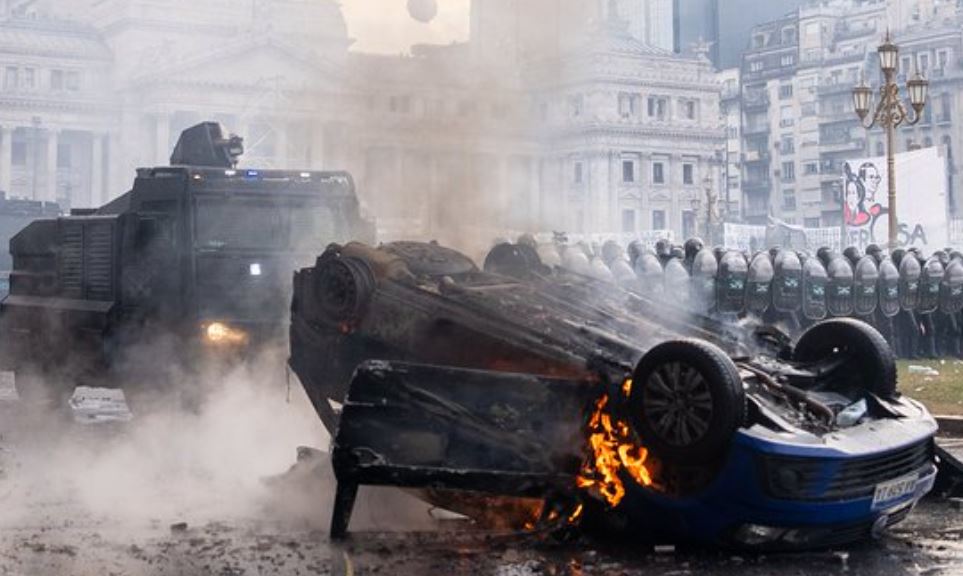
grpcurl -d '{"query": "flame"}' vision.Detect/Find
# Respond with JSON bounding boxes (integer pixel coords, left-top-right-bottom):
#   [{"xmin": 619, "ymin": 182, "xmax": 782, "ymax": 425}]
[
  {"xmin": 567, "ymin": 503, "xmax": 584, "ymax": 524},
  {"xmin": 576, "ymin": 393, "xmax": 653, "ymax": 507}
]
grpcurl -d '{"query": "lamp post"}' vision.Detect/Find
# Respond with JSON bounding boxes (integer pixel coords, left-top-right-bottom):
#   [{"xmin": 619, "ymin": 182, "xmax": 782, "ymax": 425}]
[
  {"xmin": 852, "ymin": 33, "xmax": 929, "ymax": 249},
  {"xmin": 703, "ymin": 175, "xmax": 718, "ymax": 240}
]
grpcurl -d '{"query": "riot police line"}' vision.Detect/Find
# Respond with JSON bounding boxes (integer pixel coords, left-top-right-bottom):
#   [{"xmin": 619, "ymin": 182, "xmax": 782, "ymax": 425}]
[{"xmin": 504, "ymin": 234, "xmax": 963, "ymax": 360}]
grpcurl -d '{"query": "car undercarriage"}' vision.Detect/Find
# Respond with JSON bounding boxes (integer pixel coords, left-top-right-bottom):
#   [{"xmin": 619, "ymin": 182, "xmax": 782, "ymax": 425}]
[{"xmin": 289, "ymin": 240, "xmax": 938, "ymax": 549}]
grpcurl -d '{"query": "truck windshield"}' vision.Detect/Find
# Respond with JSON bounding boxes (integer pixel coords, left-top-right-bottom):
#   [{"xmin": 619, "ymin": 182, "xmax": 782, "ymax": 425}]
[{"xmin": 194, "ymin": 196, "xmax": 337, "ymax": 252}]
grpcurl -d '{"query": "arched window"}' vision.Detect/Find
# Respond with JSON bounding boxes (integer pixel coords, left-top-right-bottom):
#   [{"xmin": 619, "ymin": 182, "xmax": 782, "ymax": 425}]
[
  {"xmin": 924, "ymin": 137, "xmax": 933, "ymax": 148},
  {"xmin": 875, "ymin": 141, "xmax": 884, "ymax": 156}
]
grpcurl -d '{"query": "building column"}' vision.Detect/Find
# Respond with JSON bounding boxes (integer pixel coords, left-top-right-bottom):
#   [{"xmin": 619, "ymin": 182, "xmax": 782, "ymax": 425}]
[
  {"xmin": 90, "ymin": 132, "xmax": 104, "ymax": 207},
  {"xmin": 497, "ymin": 155, "xmax": 509, "ymax": 229},
  {"xmin": 0, "ymin": 126, "xmax": 11, "ymax": 195},
  {"xmin": 155, "ymin": 115, "xmax": 170, "ymax": 165},
  {"xmin": 608, "ymin": 151, "xmax": 619, "ymax": 234},
  {"xmin": 528, "ymin": 157, "xmax": 540, "ymax": 230},
  {"xmin": 45, "ymin": 129, "xmax": 59, "ymax": 203},
  {"xmin": 274, "ymin": 121, "xmax": 288, "ymax": 169},
  {"xmin": 427, "ymin": 153, "xmax": 439, "ymax": 235},
  {"xmin": 310, "ymin": 123, "xmax": 325, "ymax": 170}
]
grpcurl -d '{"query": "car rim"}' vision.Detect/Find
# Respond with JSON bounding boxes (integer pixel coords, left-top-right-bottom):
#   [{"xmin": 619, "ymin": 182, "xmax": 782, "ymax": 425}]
[{"xmin": 642, "ymin": 361, "xmax": 714, "ymax": 447}]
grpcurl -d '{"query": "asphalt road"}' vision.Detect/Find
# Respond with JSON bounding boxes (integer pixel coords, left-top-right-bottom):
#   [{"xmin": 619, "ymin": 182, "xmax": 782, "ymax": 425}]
[{"xmin": 2, "ymin": 374, "xmax": 963, "ymax": 576}]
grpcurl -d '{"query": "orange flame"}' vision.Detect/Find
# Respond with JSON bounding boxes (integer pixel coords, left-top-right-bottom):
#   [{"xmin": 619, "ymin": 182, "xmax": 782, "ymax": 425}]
[{"xmin": 576, "ymin": 390, "xmax": 653, "ymax": 508}]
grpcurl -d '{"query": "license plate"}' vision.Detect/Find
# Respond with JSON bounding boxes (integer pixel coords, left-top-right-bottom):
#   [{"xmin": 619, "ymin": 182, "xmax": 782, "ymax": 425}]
[{"xmin": 872, "ymin": 474, "xmax": 919, "ymax": 509}]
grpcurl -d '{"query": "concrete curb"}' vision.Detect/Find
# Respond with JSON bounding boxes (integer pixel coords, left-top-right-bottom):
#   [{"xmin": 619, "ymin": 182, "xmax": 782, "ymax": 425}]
[{"xmin": 936, "ymin": 416, "xmax": 963, "ymax": 437}]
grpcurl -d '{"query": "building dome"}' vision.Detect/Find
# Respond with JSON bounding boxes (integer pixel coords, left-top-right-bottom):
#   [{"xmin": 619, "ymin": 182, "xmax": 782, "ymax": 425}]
[{"xmin": 407, "ymin": 0, "xmax": 438, "ymax": 23}]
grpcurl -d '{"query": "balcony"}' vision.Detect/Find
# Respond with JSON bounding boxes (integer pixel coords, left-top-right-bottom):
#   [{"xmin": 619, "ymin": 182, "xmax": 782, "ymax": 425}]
[
  {"xmin": 742, "ymin": 150, "xmax": 771, "ymax": 164},
  {"xmin": 743, "ymin": 177, "xmax": 772, "ymax": 194},
  {"xmin": 744, "ymin": 124, "xmax": 771, "ymax": 137},
  {"xmin": 743, "ymin": 92, "xmax": 770, "ymax": 110},
  {"xmin": 820, "ymin": 137, "xmax": 867, "ymax": 154}
]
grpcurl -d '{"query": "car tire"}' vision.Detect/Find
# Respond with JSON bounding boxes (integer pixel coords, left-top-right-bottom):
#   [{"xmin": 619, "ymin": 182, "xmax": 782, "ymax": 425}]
[
  {"xmin": 628, "ymin": 339, "xmax": 746, "ymax": 463},
  {"xmin": 314, "ymin": 256, "xmax": 375, "ymax": 326},
  {"xmin": 792, "ymin": 318, "xmax": 898, "ymax": 398}
]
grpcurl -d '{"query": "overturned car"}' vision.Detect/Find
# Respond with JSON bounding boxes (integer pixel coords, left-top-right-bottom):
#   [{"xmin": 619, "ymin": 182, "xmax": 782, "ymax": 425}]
[{"xmin": 289, "ymin": 241, "xmax": 937, "ymax": 550}]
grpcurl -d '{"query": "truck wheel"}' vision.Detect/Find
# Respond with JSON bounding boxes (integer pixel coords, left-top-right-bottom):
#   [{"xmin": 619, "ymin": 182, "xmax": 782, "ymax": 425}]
[
  {"xmin": 314, "ymin": 256, "xmax": 375, "ymax": 325},
  {"xmin": 14, "ymin": 368, "xmax": 73, "ymax": 414},
  {"xmin": 793, "ymin": 318, "xmax": 897, "ymax": 398},
  {"xmin": 628, "ymin": 340, "xmax": 746, "ymax": 463}
]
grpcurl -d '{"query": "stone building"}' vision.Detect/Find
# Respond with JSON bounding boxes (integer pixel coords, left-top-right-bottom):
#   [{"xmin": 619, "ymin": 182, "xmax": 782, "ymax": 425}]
[
  {"xmin": 0, "ymin": 0, "xmax": 725, "ymax": 244},
  {"xmin": 737, "ymin": 0, "xmax": 963, "ymax": 227}
]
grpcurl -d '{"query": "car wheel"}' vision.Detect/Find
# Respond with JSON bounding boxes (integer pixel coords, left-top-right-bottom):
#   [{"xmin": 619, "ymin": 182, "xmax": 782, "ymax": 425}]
[
  {"xmin": 314, "ymin": 256, "xmax": 375, "ymax": 325},
  {"xmin": 792, "ymin": 318, "xmax": 897, "ymax": 398},
  {"xmin": 628, "ymin": 340, "xmax": 746, "ymax": 463}
]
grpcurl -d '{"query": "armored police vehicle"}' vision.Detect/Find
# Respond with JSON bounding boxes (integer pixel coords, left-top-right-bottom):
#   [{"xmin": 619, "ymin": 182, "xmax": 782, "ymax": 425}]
[{"xmin": 1, "ymin": 122, "xmax": 373, "ymax": 408}]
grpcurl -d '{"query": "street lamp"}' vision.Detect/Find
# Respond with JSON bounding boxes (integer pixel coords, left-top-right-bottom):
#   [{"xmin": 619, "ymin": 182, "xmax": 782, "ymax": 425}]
[
  {"xmin": 852, "ymin": 32, "xmax": 929, "ymax": 249},
  {"xmin": 703, "ymin": 175, "xmax": 718, "ymax": 240}
]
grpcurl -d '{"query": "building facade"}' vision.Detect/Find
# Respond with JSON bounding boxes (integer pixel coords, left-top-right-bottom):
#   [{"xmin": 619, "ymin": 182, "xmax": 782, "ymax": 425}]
[
  {"xmin": 737, "ymin": 0, "xmax": 963, "ymax": 227},
  {"xmin": 0, "ymin": 0, "xmax": 724, "ymax": 245}
]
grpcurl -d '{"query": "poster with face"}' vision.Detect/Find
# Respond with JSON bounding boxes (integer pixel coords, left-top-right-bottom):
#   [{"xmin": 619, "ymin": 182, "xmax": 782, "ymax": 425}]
[{"xmin": 843, "ymin": 147, "xmax": 948, "ymax": 251}]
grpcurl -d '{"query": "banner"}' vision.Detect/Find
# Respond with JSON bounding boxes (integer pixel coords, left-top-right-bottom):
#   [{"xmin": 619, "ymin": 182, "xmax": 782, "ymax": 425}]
[
  {"xmin": 843, "ymin": 147, "xmax": 948, "ymax": 251},
  {"xmin": 804, "ymin": 227, "xmax": 842, "ymax": 252},
  {"xmin": 723, "ymin": 223, "xmax": 767, "ymax": 252}
]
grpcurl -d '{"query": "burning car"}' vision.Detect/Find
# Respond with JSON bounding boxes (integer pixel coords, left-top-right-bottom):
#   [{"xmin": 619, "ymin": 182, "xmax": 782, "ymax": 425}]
[{"xmin": 289, "ymin": 241, "xmax": 937, "ymax": 550}]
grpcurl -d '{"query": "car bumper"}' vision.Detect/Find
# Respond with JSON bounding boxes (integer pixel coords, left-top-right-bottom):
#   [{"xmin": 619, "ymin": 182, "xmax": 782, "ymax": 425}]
[{"xmin": 622, "ymin": 401, "xmax": 939, "ymax": 549}]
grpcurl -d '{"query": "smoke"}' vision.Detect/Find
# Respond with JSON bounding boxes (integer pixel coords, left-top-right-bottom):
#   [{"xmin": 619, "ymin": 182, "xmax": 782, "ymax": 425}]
[
  {"xmin": 0, "ymin": 352, "xmax": 310, "ymax": 526},
  {"xmin": 0, "ymin": 347, "xmax": 439, "ymax": 546}
]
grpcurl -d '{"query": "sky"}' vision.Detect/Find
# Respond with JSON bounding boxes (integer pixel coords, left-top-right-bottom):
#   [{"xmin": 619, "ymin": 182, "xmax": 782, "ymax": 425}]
[{"xmin": 340, "ymin": 0, "xmax": 471, "ymax": 54}]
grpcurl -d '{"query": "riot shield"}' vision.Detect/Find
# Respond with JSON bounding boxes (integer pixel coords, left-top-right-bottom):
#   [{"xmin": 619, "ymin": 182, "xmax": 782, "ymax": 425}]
[
  {"xmin": 853, "ymin": 256, "xmax": 879, "ymax": 317},
  {"xmin": 562, "ymin": 248, "xmax": 592, "ymax": 276},
  {"xmin": 589, "ymin": 257, "xmax": 615, "ymax": 282},
  {"xmin": 878, "ymin": 258, "xmax": 900, "ymax": 318},
  {"xmin": 801, "ymin": 257, "xmax": 828, "ymax": 321},
  {"xmin": 601, "ymin": 240, "xmax": 624, "ymax": 267},
  {"xmin": 537, "ymin": 244, "xmax": 562, "ymax": 268},
  {"xmin": 826, "ymin": 256, "xmax": 855, "ymax": 317},
  {"xmin": 919, "ymin": 257, "xmax": 945, "ymax": 314},
  {"xmin": 716, "ymin": 251, "xmax": 748, "ymax": 314},
  {"xmin": 635, "ymin": 253, "xmax": 664, "ymax": 297},
  {"xmin": 608, "ymin": 258, "xmax": 637, "ymax": 286},
  {"xmin": 899, "ymin": 256, "xmax": 922, "ymax": 311},
  {"xmin": 747, "ymin": 253, "xmax": 774, "ymax": 314},
  {"xmin": 690, "ymin": 248, "xmax": 718, "ymax": 313},
  {"xmin": 626, "ymin": 240, "xmax": 644, "ymax": 268},
  {"xmin": 772, "ymin": 251, "xmax": 803, "ymax": 313},
  {"xmin": 941, "ymin": 259, "xmax": 963, "ymax": 314},
  {"xmin": 663, "ymin": 258, "xmax": 690, "ymax": 305}
]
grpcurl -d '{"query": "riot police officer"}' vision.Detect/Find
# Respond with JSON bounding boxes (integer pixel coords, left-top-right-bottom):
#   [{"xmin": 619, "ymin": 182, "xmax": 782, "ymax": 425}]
[
  {"xmin": 800, "ymin": 252, "xmax": 828, "ymax": 327},
  {"xmin": 919, "ymin": 252, "xmax": 945, "ymax": 358},
  {"xmin": 683, "ymin": 238, "xmax": 705, "ymax": 273},
  {"xmin": 690, "ymin": 246, "xmax": 718, "ymax": 314},
  {"xmin": 746, "ymin": 251, "xmax": 774, "ymax": 320},
  {"xmin": 664, "ymin": 250, "xmax": 690, "ymax": 306},
  {"xmin": 769, "ymin": 249, "xmax": 803, "ymax": 333},
  {"xmin": 655, "ymin": 239, "xmax": 673, "ymax": 267},
  {"xmin": 894, "ymin": 248, "xmax": 922, "ymax": 359},
  {"xmin": 870, "ymin": 245, "xmax": 899, "ymax": 348},
  {"xmin": 716, "ymin": 250, "xmax": 748, "ymax": 317},
  {"xmin": 634, "ymin": 249, "xmax": 665, "ymax": 299},
  {"xmin": 942, "ymin": 253, "xmax": 963, "ymax": 357}
]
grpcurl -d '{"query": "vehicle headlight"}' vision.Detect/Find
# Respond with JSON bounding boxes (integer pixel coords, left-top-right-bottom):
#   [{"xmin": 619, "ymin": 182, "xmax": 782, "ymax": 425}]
[{"xmin": 204, "ymin": 322, "xmax": 248, "ymax": 345}]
